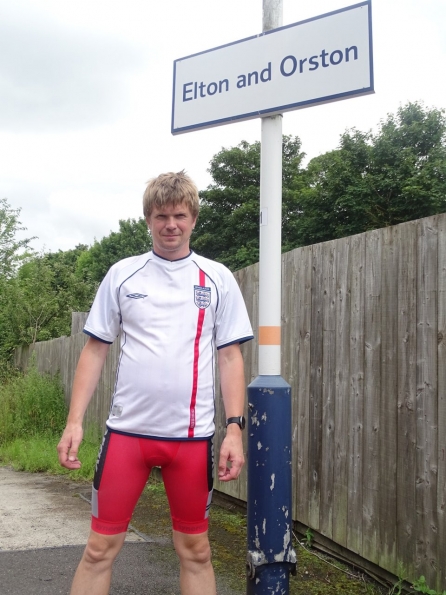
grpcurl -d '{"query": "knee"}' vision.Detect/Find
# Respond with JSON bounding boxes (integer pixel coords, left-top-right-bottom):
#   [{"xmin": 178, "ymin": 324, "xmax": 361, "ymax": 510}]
[
  {"xmin": 173, "ymin": 532, "xmax": 212, "ymax": 567},
  {"xmin": 188, "ymin": 538, "xmax": 212, "ymax": 566},
  {"xmin": 82, "ymin": 531, "xmax": 124, "ymax": 567}
]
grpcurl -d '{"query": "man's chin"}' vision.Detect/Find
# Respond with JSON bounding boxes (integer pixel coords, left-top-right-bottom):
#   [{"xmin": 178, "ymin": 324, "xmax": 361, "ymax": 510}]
[
  {"xmin": 154, "ymin": 241, "xmax": 190, "ymax": 259},
  {"xmin": 160, "ymin": 243, "xmax": 180, "ymax": 252}
]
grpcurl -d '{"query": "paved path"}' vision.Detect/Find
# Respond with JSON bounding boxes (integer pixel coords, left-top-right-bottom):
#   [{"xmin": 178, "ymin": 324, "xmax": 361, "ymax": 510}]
[
  {"xmin": 0, "ymin": 466, "xmax": 113, "ymax": 550},
  {"xmin": 0, "ymin": 466, "xmax": 239, "ymax": 595}
]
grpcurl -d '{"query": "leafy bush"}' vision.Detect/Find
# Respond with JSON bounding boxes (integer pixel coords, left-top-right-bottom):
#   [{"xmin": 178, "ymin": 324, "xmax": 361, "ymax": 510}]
[
  {"xmin": 0, "ymin": 364, "xmax": 67, "ymax": 444},
  {"xmin": 0, "ymin": 365, "xmax": 101, "ymax": 479}
]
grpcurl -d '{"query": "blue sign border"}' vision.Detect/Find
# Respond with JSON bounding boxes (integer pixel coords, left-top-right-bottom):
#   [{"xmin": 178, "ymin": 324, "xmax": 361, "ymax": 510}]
[{"xmin": 171, "ymin": 1, "xmax": 374, "ymax": 135}]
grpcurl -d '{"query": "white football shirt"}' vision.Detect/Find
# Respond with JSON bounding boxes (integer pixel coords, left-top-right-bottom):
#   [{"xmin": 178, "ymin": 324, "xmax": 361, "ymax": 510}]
[{"xmin": 84, "ymin": 251, "xmax": 253, "ymax": 439}]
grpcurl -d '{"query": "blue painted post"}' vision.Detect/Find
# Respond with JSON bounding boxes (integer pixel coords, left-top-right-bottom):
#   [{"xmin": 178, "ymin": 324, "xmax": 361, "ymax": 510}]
[{"xmin": 246, "ymin": 376, "xmax": 296, "ymax": 594}]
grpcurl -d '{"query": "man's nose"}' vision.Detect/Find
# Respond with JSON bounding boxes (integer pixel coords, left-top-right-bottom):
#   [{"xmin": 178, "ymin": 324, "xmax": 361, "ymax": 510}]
[{"xmin": 166, "ymin": 217, "xmax": 177, "ymax": 228}]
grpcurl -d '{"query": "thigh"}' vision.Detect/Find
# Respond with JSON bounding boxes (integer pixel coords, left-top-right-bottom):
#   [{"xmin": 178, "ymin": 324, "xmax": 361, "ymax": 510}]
[
  {"xmin": 161, "ymin": 439, "xmax": 213, "ymax": 534},
  {"xmin": 91, "ymin": 431, "xmax": 151, "ymax": 534}
]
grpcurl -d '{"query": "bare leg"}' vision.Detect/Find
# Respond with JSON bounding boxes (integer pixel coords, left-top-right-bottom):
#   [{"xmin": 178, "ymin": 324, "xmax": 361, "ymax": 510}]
[
  {"xmin": 70, "ymin": 530, "xmax": 126, "ymax": 595},
  {"xmin": 172, "ymin": 530, "xmax": 216, "ymax": 595}
]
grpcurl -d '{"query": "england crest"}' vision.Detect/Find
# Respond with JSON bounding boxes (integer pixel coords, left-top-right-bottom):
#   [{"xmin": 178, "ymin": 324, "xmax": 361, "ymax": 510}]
[{"xmin": 194, "ymin": 285, "xmax": 211, "ymax": 309}]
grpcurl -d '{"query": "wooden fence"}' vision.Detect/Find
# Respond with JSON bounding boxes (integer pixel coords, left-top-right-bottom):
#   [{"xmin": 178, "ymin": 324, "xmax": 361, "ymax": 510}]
[{"xmin": 14, "ymin": 213, "xmax": 446, "ymax": 590}]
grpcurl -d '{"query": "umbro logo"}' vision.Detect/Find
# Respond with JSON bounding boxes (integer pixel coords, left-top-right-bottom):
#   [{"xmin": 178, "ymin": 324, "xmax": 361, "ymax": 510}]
[{"xmin": 126, "ymin": 293, "xmax": 147, "ymax": 299}]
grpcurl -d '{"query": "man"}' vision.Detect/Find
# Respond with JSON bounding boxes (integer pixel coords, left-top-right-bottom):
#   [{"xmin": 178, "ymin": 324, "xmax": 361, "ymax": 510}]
[{"xmin": 57, "ymin": 171, "xmax": 253, "ymax": 595}]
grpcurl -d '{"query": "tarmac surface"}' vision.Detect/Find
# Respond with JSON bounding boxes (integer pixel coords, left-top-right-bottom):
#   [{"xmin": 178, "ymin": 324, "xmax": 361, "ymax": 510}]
[{"xmin": 0, "ymin": 466, "xmax": 241, "ymax": 595}]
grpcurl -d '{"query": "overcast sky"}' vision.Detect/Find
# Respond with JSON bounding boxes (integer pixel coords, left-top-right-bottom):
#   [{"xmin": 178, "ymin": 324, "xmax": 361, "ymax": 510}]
[{"xmin": 1, "ymin": 0, "xmax": 445, "ymax": 253}]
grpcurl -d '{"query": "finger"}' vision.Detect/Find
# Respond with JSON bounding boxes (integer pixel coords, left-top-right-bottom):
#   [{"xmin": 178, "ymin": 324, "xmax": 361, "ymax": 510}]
[
  {"xmin": 57, "ymin": 433, "xmax": 82, "ymax": 468},
  {"xmin": 68, "ymin": 442, "xmax": 80, "ymax": 463},
  {"xmin": 56, "ymin": 439, "xmax": 69, "ymax": 465},
  {"xmin": 218, "ymin": 460, "xmax": 242, "ymax": 482},
  {"xmin": 62, "ymin": 459, "xmax": 82, "ymax": 470},
  {"xmin": 57, "ymin": 442, "xmax": 81, "ymax": 469},
  {"xmin": 229, "ymin": 460, "xmax": 242, "ymax": 479},
  {"xmin": 217, "ymin": 449, "xmax": 229, "ymax": 477},
  {"xmin": 218, "ymin": 467, "xmax": 232, "ymax": 482}
]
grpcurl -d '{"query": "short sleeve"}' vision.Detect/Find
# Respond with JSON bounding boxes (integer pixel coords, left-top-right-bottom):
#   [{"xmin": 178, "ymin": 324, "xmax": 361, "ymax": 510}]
[
  {"xmin": 214, "ymin": 269, "xmax": 253, "ymax": 349},
  {"xmin": 83, "ymin": 267, "xmax": 121, "ymax": 343}
]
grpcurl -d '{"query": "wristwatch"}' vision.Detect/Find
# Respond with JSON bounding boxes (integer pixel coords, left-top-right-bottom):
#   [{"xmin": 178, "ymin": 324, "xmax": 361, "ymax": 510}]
[{"xmin": 225, "ymin": 416, "xmax": 246, "ymax": 430}]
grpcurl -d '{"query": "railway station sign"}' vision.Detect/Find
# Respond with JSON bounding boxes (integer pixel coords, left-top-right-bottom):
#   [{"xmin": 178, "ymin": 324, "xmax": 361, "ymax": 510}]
[{"xmin": 172, "ymin": 1, "xmax": 373, "ymax": 134}]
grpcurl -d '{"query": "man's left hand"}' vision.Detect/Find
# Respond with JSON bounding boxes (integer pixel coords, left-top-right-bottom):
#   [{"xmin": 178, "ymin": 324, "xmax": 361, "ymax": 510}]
[{"xmin": 218, "ymin": 429, "xmax": 244, "ymax": 482}]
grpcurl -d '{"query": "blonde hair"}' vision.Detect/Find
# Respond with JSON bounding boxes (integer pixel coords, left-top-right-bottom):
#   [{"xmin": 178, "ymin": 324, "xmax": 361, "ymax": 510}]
[{"xmin": 143, "ymin": 171, "xmax": 199, "ymax": 219}]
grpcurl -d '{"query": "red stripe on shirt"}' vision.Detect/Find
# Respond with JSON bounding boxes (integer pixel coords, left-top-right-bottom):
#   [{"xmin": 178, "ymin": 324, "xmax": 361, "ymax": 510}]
[{"xmin": 189, "ymin": 269, "xmax": 206, "ymax": 437}]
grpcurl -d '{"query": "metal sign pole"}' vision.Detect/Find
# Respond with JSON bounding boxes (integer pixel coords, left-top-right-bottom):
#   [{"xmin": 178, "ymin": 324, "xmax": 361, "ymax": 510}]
[
  {"xmin": 246, "ymin": 1, "xmax": 297, "ymax": 593},
  {"xmin": 259, "ymin": 0, "xmax": 283, "ymax": 377}
]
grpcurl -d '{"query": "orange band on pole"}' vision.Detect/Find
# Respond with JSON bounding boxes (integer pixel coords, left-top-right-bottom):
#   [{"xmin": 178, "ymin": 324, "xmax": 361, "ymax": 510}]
[{"xmin": 259, "ymin": 326, "xmax": 281, "ymax": 345}]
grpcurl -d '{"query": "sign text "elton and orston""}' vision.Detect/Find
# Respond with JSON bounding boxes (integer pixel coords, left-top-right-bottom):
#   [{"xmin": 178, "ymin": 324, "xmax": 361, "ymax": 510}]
[{"xmin": 182, "ymin": 45, "xmax": 359, "ymax": 102}]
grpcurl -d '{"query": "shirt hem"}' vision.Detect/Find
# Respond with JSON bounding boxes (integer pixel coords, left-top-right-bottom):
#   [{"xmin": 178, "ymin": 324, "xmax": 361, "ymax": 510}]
[
  {"xmin": 217, "ymin": 335, "xmax": 254, "ymax": 349},
  {"xmin": 83, "ymin": 329, "xmax": 114, "ymax": 344},
  {"xmin": 106, "ymin": 426, "xmax": 215, "ymax": 441}
]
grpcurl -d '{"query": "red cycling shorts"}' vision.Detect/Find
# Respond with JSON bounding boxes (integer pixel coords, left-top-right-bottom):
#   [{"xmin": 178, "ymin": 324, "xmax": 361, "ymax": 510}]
[{"xmin": 91, "ymin": 430, "xmax": 214, "ymax": 535}]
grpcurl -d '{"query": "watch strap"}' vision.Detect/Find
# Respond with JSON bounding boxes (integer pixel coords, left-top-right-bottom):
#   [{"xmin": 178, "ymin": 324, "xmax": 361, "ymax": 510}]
[{"xmin": 225, "ymin": 416, "xmax": 246, "ymax": 430}]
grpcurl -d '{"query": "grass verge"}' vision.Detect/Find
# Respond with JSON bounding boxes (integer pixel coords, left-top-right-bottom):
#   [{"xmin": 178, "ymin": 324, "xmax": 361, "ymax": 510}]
[
  {"xmin": 0, "ymin": 432, "xmax": 100, "ymax": 480},
  {"xmin": 0, "ymin": 363, "xmax": 100, "ymax": 481}
]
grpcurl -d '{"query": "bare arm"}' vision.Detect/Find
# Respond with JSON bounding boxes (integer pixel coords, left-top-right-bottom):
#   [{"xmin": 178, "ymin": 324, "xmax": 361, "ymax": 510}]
[
  {"xmin": 217, "ymin": 342, "xmax": 246, "ymax": 482},
  {"xmin": 57, "ymin": 337, "xmax": 110, "ymax": 469}
]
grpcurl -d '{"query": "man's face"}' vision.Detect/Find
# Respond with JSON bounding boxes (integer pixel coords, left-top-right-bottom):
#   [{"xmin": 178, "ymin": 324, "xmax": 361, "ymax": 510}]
[{"xmin": 146, "ymin": 202, "xmax": 197, "ymax": 260}]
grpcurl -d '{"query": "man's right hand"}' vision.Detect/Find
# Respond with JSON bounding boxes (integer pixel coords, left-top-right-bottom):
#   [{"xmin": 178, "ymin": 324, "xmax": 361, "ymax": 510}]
[{"xmin": 57, "ymin": 424, "xmax": 83, "ymax": 469}]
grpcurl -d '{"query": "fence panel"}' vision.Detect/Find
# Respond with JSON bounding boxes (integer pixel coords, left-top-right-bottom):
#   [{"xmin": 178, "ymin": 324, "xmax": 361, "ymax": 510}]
[
  {"xmin": 363, "ymin": 228, "xmax": 382, "ymax": 565},
  {"xmin": 347, "ymin": 233, "xmax": 366, "ymax": 556},
  {"xmin": 396, "ymin": 220, "xmax": 417, "ymax": 578},
  {"xmin": 320, "ymin": 240, "xmax": 336, "ymax": 540},
  {"xmin": 294, "ymin": 246, "xmax": 312, "ymax": 526},
  {"xmin": 415, "ymin": 218, "xmax": 439, "ymax": 586},
  {"xmin": 379, "ymin": 225, "xmax": 399, "ymax": 572},
  {"xmin": 437, "ymin": 216, "xmax": 446, "ymax": 592},
  {"xmin": 309, "ymin": 242, "xmax": 323, "ymax": 532},
  {"xmin": 333, "ymin": 236, "xmax": 351, "ymax": 549}
]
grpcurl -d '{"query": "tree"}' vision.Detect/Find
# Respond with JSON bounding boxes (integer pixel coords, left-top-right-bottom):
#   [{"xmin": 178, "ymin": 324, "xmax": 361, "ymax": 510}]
[
  {"xmin": 0, "ymin": 258, "xmax": 61, "ymax": 351},
  {"xmin": 0, "ymin": 198, "xmax": 35, "ymax": 278},
  {"xmin": 0, "ymin": 215, "xmax": 152, "ymax": 361},
  {"xmin": 193, "ymin": 103, "xmax": 446, "ymax": 262},
  {"xmin": 0, "ymin": 217, "xmax": 152, "ymax": 360},
  {"xmin": 296, "ymin": 102, "xmax": 446, "ymax": 246},
  {"xmin": 0, "ymin": 248, "xmax": 97, "ymax": 359},
  {"xmin": 76, "ymin": 218, "xmax": 152, "ymax": 284},
  {"xmin": 42, "ymin": 246, "xmax": 97, "ymax": 332},
  {"xmin": 192, "ymin": 136, "xmax": 305, "ymax": 270}
]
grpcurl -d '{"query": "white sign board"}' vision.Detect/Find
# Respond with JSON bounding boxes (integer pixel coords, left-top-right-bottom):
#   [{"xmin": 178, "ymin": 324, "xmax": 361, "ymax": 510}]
[{"xmin": 172, "ymin": 1, "xmax": 373, "ymax": 134}]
